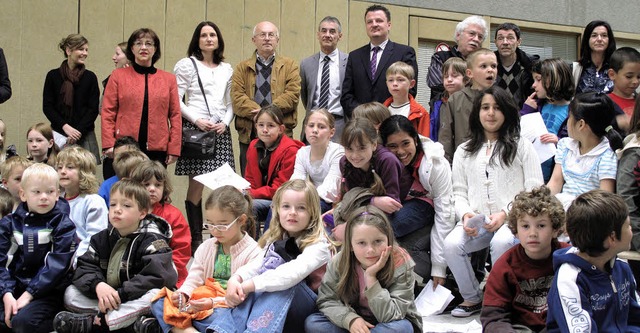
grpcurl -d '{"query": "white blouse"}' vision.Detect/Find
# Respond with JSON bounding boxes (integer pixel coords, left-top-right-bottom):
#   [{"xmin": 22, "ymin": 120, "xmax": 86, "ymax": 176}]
[
  {"xmin": 174, "ymin": 57, "xmax": 234, "ymax": 126},
  {"xmin": 291, "ymin": 141, "xmax": 344, "ymax": 203}
]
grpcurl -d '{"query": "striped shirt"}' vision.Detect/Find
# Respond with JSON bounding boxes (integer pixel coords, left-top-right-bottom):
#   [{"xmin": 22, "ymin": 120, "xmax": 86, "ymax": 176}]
[{"xmin": 555, "ymin": 137, "xmax": 617, "ymax": 197}]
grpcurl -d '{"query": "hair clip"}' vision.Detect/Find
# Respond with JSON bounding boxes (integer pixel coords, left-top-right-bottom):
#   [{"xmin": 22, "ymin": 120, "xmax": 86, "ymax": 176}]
[
  {"xmin": 359, "ymin": 211, "xmax": 372, "ymax": 216},
  {"xmin": 605, "ymin": 125, "xmax": 613, "ymax": 133}
]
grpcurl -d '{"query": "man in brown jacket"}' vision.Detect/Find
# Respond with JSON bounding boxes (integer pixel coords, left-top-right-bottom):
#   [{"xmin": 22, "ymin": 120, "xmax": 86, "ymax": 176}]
[{"xmin": 231, "ymin": 21, "xmax": 301, "ymax": 175}]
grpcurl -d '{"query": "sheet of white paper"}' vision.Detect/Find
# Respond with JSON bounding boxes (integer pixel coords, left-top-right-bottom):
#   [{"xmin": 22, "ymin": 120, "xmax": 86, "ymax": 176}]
[
  {"xmin": 520, "ymin": 113, "xmax": 556, "ymax": 163},
  {"xmin": 422, "ymin": 319, "xmax": 482, "ymax": 333},
  {"xmin": 53, "ymin": 130, "xmax": 68, "ymax": 149},
  {"xmin": 415, "ymin": 280, "xmax": 455, "ymax": 317},
  {"xmin": 193, "ymin": 163, "xmax": 250, "ymax": 191}
]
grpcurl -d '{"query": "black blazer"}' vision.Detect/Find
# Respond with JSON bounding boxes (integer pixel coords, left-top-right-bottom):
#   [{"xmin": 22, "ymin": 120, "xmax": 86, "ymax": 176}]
[
  {"xmin": 0, "ymin": 48, "xmax": 11, "ymax": 104},
  {"xmin": 340, "ymin": 41, "xmax": 418, "ymax": 119}
]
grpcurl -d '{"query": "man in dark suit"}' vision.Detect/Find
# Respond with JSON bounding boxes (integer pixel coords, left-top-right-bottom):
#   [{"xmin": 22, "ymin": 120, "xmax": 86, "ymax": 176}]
[
  {"xmin": 0, "ymin": 48, "xmax": 11, "ymax": 104},
  {"xmin": 300, "ymin": 16, "xmax": 348, "ymax": 141},
  {"xmin": 340, "ymin": 4, "xmax": 418, "ymax": 119}
]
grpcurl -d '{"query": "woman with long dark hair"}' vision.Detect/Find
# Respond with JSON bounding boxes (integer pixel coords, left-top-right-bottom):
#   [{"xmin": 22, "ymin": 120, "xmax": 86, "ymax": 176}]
[
  {"xmin": 173, "ymin": 21, "xmax": 235, "ymax": 254},
  {"xmin": 574, "ymin": 20, "xmax": 617, "ymax": 94}
]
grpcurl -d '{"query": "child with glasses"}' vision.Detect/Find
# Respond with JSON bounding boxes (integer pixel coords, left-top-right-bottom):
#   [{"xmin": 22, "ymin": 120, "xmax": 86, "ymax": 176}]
[
  {"xmin": 130, "ymin": 160, "xmax": 191, "ymax": 287},
  {"xmin": 143, "ymin": 185, "xmax": 262, "ymax": 333}
]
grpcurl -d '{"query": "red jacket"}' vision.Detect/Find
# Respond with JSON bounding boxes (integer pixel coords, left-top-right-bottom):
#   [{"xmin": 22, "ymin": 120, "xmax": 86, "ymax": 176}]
[
  {"xmin": 245, "ymin": 135, "xmax": 304, "ymax": 199},
  {"xmin": 152, "ymin": 202, "xmax": 191, "ymax": 288},
  {"xmin": 101, "ymin": 66, "xmax": 182, "ymax": 156},
  {"xmin": 383, "ymin": 94, "xmax": 430, "ymax": 137}
]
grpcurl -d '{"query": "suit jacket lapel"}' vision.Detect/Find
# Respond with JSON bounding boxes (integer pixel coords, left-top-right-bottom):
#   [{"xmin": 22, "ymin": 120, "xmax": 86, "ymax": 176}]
[
  {"xmin": 339, "ymin": 51, "xmax": 348, "ymax": 83},
  {"xmin": 373, "ymin": 41, "xmax": 394, "ymax": 82},
  {"xmin": 308, "ymin": 52, "xmax": 321, "ymax": 95}
]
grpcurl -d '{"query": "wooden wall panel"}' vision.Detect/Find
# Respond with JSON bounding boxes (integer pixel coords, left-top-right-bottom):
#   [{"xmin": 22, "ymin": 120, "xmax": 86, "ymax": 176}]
[
  {"xmin": 123, "ymin": 0, "xmax": 166, "ymax": 69},
  {"xmin": 207, "ymin": 0, "xmax": 245, "ymax": 67},
  {"xmin": 242, "ymin": 0, "xmax": 280, "ymax": 60},
  {"xmin": 346, "ymin": 1, "xmax": 370, "ymax": 52},
  {"xmin": 20, "ymin": 0, "xmax": 78, "ymax": 156},
  {"xmin": 0, "ymin": 0, "xmax": 23, "ymax": 147},
  {"xmin": 80, "ymin": 0, "xmax": 125, "ymax": 91},
  {"xmin": 315, "ymin": 0, "xmax": 349, "ymax": 55},
  {"xmin": 165, "ymin": 0, "xmax": 205, "ymax": 73}
]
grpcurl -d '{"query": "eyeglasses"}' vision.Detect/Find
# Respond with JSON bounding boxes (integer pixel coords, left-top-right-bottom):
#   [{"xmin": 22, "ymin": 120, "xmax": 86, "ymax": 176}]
[
  {"xmin": 203, "ymin": 216, "xmax": 239, "ymax": 232},
  {"xmin": 134, "ymin": 41, "xmax": 155, "ymax": 48},
  {"xmin": 255, "ymin": 32, "xmax": 278, "ymax": 40},
  {"xmin": 496, "ymin": 36, "xmax": 517, "ymax": 42},
  {"xmin": 464, "ymin": 30, "xmax": 485, "ymax": 41}
]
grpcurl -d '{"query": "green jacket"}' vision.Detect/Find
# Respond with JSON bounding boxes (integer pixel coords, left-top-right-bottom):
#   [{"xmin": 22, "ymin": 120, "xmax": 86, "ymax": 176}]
[{"xmin": 316, "ymin": 247, "xmax": 423, "ymax": 332}]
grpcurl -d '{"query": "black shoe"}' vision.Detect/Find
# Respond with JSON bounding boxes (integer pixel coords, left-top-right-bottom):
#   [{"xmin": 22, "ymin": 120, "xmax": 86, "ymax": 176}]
[
  {"xmin": 133, "ymin": 316, "xmax": 162, "ymax": 333},
  {"xmin": 53, "ymin": 311, "xmax": 94, "ymax": 333}
]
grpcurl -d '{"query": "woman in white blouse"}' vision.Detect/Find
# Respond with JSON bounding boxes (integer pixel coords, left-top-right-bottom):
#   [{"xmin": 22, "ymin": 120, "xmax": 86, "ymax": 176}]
[{"xmin": 174, "ymin": 21, "xmax": 235, "ymax": 254}]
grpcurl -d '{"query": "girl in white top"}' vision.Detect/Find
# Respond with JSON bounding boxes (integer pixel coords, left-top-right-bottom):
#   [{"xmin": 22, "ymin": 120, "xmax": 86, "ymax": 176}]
[
  {"xmin": 173, "ymin": 21, "xmax": 235, "ymax": 255},
  {"xmin": 207, "ymin": 179, "xmax": 334, "ymax": 333},
  {"xmin": 291, "ymin": 109, "xmax": 344, "ymax": 212},
  {"xmin": 443, "ymin": 87, "xmax": 543, "ymax": 317},
  {"xmin": 547, "ymin": 92, "xmax": 622, "ymax": 209},
  {"xmin": 56, "ymin": 146, "xmax": 108, "ymax": 264}
]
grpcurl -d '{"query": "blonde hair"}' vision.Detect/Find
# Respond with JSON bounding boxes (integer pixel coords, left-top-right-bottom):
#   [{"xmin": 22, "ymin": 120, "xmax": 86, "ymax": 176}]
[
  {"xmin": 304, "ymin": 108, "xmax": 335, "ymax": 129},
  {"xmin": 56, "ymin": 146, "xmax": 99, "ymax": 194},
  {"xmin": 352, "ymin": 102, "xmax": 391, "ymax": 127},
  {"xmin": 113, "ymin": 150, "xmax": 149, "ymax": 179},
  {"xmin": 1, "ymin": 156, "xmax": 33, "ymax": 181},
  {"xmin": 21, "ymin": 163, "xmax": 59, "ymax": 188},
  {"xmin": 466, "ymin": 48, "xmax": 495, "ymax": 69},
  {"xmin": 259, "ymin": 179, "xmax": 331, "ymax": 252},
  {"xmin": 386, "ymin": 61, "xmax": 415, "ymax": 80}
]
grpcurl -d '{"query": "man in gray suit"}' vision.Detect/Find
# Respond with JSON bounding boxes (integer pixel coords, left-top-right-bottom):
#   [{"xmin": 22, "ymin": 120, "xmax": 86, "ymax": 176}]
[{"xmin": 300, "ymin": 16, "xmax": 348, "ymax": 142}]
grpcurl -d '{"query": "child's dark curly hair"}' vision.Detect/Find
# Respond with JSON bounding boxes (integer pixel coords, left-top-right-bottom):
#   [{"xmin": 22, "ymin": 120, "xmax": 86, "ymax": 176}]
[{"xmin": 507, "ymin": 185, "xmax": 565, "ymax": 235}]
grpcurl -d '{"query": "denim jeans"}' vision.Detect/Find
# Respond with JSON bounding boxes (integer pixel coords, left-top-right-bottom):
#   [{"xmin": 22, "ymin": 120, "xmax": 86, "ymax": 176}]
[
  {"xmin": 151, "ymin": 297, "xmax": 217, "ymax": 333},
  {"xmin": 206, "ymin": 282, "xmax": 317, "ymax": 333},
  {"xmin": 391, "ymin": 199, "xmax": 434, "ymax": 238},
  {"xmin": 0, "ymin": 289, "xmax": 64, "ymax": 333},
  {"xmin": 304, "ymin": 312, "xmax": 413, "ymax": 333},
  {"xmin": 252, "ymin": 199, "xmax": 272, "ymax": 234},
  {"xmin": 443, "ymin": 222, "xmax": 518, "ymax": 303}
]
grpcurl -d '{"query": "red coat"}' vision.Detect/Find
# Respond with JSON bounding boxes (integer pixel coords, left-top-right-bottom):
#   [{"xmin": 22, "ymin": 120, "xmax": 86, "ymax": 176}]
[
  {"xmin": 383, "ymin": 94, "xmax": 430, "ymax": 137},
  {"xmin": 245, "ymin": 135, "xmax": 304, "ymax": 199},
  {"xmin": 101, "ymin": 66, "xmax": 182, "ymax": 156},
  {"xmin": 152, "ymin": 202, "xmax": 191, "ymax": 288}
]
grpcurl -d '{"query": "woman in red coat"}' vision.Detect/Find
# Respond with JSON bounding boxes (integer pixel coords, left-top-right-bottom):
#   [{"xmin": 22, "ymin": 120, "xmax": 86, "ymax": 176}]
[{"xmin": 101, "ymin": 28, "xmax": 181, "ymax": 166}]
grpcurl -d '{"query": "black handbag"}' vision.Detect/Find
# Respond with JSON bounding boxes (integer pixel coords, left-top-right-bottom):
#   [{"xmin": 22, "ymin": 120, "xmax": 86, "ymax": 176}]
[{"xmin": 181, "ymin": 57, "xmax": 216, "ymax": 159}]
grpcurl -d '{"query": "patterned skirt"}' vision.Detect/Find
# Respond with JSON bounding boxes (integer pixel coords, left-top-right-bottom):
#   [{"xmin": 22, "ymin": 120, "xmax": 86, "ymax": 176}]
[{"xmin": 175, "ymin": 120, "xmax": 235, "ymax": 176}]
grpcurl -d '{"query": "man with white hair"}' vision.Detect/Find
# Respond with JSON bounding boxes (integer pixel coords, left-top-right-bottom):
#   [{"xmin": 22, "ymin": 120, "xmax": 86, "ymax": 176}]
[
  {"xmin": 426, "ymin": 15, "xmax": 488, "ymax": 101},
  {"xmin": 231, "ymin": 21, "xmax": 301, "ymax": 175}
]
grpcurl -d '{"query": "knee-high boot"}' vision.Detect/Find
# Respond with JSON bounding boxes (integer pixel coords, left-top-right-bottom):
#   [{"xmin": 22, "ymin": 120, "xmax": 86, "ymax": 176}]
[{"xmin": 185, "ymin": 200, "xmax": 203, "ymax": 256}]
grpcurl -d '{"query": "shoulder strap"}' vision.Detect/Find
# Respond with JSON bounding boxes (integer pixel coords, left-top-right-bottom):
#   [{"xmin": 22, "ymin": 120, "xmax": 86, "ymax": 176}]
[{"xmin": 189, "ymin": 57, "xmax": 211, "ymax": 117}]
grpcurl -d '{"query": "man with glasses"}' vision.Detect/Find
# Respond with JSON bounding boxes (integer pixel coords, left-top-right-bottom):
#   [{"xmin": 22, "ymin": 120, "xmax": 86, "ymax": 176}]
[
  {"xmin": 427, "ymin": 15, "xmax": 488, "ymax": 101},
  {"xmin": 231, "ymin": 21, "xmax": 301, "ymax": 176},
  {"xmin": 493, "ymin": 23, "xmax": 538, "ymax": 109},
  {"xmin": 341, "ymin": 4, "xmax": 418, "ymax": 119}
]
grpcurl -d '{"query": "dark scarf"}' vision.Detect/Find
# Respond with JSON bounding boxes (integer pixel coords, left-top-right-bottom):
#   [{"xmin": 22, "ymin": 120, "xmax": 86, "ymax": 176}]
[{"xmin": 58, "ymin": 59, "xmax": 86, "ymax": 118}]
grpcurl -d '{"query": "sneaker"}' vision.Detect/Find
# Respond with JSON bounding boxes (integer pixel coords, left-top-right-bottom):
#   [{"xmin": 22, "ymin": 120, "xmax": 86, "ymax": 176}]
[
  {"xmin": 134, "ymin": 316, "xmax": 162, "ymax": 333},
  {"xmin": 53, "ymin": 311, "xmax": 94, "ymax": 333},
  {"xmin": 450, "ymin": 303, "xmax": 482, "ymax": 317}
]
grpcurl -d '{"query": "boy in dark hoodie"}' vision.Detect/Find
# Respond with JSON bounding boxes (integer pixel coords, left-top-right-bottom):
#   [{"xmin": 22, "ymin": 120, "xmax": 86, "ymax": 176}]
[
  {"xmin": 54, "ymin": 179, "xmax": 176, "ymax": 333},
  {"xmin": 547, "ymin": 190, "xmax": 640, "ymax": 332},
  {"xmin": 0, "ymin": 163, "xmax": 76, "ymax": 333}
]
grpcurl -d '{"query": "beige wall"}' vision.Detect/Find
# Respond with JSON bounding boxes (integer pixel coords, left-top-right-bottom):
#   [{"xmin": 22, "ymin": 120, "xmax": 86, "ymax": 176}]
[{"xmin": 1, "ymin": 0, "xmax": 638, "ymax": 214}]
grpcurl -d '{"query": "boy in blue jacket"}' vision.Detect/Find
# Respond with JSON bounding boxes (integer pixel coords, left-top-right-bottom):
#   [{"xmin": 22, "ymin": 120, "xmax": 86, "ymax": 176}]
[
  {"xmin": 547, "ymin": 189, "xmax": 640, "ymax": 332},
  {"xmin": 0, "ymin": 163, "xmax": 76, "ymax": 333}
]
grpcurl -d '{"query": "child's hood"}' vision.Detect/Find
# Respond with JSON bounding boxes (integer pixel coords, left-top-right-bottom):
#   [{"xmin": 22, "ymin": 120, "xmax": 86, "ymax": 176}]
[
  {"xmin": 618, "ymin": 133, "xmax": 640, "ymax": 158},
  {"xmin": 134, "ymin": 213, "xmax": 173, "ymax": 239},
  {"xmin": 553, "ymin": 246, "xmax": 617, "ymax": 277}
]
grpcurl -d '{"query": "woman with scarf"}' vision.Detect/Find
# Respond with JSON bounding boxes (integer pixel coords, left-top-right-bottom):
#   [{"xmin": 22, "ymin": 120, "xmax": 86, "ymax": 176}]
[
  {"xmin": 43, "ymin": 34, "xmax": 100, "ymax": 163},
  {"xmin": 101, "ymin": 28, "xmax": 181, "ymax": 166}
]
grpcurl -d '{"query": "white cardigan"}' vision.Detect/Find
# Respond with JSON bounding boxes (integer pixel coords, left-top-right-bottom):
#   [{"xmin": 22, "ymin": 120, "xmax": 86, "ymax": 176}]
[
  {"xmin": 416, "ymin": 136, "xmax": 455, "ymax": 278},
  {"xmin": 291, "ymin": 141, "xmax": 344, "ymax": 203},
  {"xmin": 452, "ymin": 137, "xmax": 543, "ymax": 221},
  {"xmin": 174, "ymin": 57, "xmax": 234, "ymax": 126}
]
